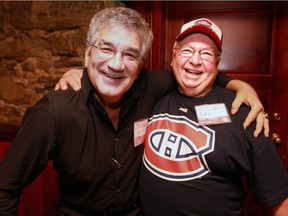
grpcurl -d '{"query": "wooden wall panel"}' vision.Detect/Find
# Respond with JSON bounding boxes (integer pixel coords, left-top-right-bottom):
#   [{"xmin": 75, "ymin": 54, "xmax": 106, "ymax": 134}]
[
  {"xmin": 181, "ymin": 9, "xmax": 273, "ymax": 74},
  {"xmin": 0, "ymin": 141, "xmax": 59, "ymax": 216}
]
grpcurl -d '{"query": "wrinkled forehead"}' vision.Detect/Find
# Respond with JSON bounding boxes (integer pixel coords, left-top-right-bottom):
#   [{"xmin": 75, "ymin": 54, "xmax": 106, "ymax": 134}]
[
  {"xmin": 97, "ymin": 25, "xmax": 142, "ymax": 49},
  {"xmin": 177, "ymin": 33, "xmax": 219, "ymax": 50}
]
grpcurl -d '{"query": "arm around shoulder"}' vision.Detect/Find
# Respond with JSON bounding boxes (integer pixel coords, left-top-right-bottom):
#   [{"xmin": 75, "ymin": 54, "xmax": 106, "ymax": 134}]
[
  {"xmin": 55, "ymin": 68, "xmax": 84, "ymax": 91},
  {"xmin": 225, "ymin": 78, "xmax": 269, "ymax": 138}
]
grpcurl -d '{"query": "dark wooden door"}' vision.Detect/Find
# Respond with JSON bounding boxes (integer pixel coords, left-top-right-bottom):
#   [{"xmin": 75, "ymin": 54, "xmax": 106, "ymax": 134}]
[{"xmin": 130, "ymin": 1, "xmax": 288, "ymax": 215}]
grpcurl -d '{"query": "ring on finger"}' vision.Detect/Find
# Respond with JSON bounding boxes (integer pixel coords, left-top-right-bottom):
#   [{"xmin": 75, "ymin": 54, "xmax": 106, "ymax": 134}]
[{"xmin": 263, "ymin": 113, "xmax": 269, "ymax": 120}]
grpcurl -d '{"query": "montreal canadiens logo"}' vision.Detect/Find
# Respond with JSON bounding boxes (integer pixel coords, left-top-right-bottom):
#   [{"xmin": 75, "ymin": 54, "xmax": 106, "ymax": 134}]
[{"xmin": 143, "ymin": 114, "xmax": 215, "ymax": 181}]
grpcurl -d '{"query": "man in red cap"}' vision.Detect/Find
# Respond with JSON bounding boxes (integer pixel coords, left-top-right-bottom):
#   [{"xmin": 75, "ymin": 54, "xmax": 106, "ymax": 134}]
[
  {"xmin": 176, "ymin": 18, "xmax": 223, "ymax": 50},
  {"xmin": 138, "ymin": 18, "xmax": 288, "ymax": 215}
]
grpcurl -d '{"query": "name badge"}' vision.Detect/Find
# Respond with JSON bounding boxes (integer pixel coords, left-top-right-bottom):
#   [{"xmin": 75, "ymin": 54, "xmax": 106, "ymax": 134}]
[
  {"xmin": 134, "ymin": 118, "xmax": 148, "ymax": 147},
  {"xmin": 195, "ymin": 103, "xmax": 231, "ymax": 125}
]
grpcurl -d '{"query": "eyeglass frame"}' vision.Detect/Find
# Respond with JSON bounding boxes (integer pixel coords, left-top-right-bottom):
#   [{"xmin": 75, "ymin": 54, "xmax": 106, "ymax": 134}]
[
  {"xmin": 88, "ymin": 40, "xmax": 143, "ymax": 64},
  {"xmin": 173, "ymin": 46, "xmax": 221, "ymax": 63}
]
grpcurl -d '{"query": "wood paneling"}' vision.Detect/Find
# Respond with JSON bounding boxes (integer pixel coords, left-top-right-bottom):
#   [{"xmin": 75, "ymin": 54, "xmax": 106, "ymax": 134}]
[{"xmin": 0, "ymin": 140, "xmax": 59, "ymax": 216}]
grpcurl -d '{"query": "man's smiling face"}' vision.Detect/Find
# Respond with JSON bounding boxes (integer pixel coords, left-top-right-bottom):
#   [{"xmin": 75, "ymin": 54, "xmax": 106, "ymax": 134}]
[
  {"xmin": 86, "ymin": 25, "xmax": 142, "ymax": 106},
  {"xmin": 171, "ymin": 33, "xmax": 220, "ymax": 98}
]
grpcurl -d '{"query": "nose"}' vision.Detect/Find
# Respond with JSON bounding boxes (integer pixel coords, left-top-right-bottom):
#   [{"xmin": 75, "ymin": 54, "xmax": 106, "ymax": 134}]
[
  {"xmin": 108, "ymin": 52, "xmax": 125, "ymax": 71},
  {"xmin": 188, "ymin": 51, "xmax": 202, "ymax": 65}
]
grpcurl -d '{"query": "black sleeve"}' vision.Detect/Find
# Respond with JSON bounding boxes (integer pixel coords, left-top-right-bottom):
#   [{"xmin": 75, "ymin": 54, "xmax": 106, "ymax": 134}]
[
  {"xmin": 215, "ymin": 73, "xmax": 234, "ymax": 87},
  {"xmin": 247, "ymin": 131, "xmax": 288, "ymax": 207},
  {"xmin": 145, "ymin": 69, "xmax": 177, "ymax": 99},
  {"xmin": 0, "ymin": 95, "xmax": 56, "ymax": 215}
]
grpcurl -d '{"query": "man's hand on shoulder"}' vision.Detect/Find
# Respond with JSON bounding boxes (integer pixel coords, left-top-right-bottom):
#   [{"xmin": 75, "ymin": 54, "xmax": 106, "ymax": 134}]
[
  {"xmin": 227, "ymin": 79, "xmax": 269, "ymax": 138},
  {"xmin": 55, "ymin": 69, "xmax": 83, "ymax": 91}
]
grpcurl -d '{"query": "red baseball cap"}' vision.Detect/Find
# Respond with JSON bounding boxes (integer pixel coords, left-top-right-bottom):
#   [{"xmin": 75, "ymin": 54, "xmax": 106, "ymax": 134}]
[{"xmin": 176, "ymin": 18, "xmax": 223, "ymax": 51}]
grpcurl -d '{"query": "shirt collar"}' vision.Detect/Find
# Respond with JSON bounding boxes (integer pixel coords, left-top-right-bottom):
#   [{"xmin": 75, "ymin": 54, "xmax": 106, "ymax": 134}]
[{"xmin": 81, "ymin": 68, "xmax": 94, "ymax": 104}]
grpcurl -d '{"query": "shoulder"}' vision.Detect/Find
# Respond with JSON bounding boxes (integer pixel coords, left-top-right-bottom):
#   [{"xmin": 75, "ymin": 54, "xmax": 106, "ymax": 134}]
[
  {"xmin": 139, "ymin": 69, "xmax": 174, "ymax": 85},
  {"xmin": 135, "ymin": 69, "xmax": 176, "ymax": 100},
  {"xmin": 212, "ymin": 86, "xmax": 239, "ymax": 111},
  {"xmin": 152, "ymin": 90, "xmax": 178, "ymax": 112},
  {"xmin": 24, "ymin": 88, "xmax": 83, "ymax": 120},
  {"xmin": 213, "ymin": 85, "xmax": 236, "ymax": 101},
  {"xmin": 45, "ymin": 88, "xmax": 82, "ymax": 104}
]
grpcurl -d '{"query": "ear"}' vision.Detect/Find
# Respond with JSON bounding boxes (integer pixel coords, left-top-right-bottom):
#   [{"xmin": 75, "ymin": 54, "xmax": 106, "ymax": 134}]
[
  {"xmin": 170, "ymin": 50, "xmax": 176, "ymax": 67},
  {"xmin": 84, "ymin": 49, "xmax": 90, "ymax": 67},
  {"xmin": 216, "ymin": 56, "xmax": 221, "ymax": 66},
  {"xmin": 135, "ymin": 63, "xmax": 143, "ymax": 80}
]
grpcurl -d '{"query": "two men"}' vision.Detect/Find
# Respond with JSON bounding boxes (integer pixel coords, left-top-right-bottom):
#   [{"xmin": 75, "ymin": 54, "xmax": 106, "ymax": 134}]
[{"xmin": 1, "ymin": 7, "xmax": 268, "ymax": 215}]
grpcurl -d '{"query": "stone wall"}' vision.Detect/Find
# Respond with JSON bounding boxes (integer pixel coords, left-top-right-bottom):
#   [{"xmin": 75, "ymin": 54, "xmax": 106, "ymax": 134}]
[{"xmin": 0, "ymin": 1, "xmax": 124, "ymax": 125}]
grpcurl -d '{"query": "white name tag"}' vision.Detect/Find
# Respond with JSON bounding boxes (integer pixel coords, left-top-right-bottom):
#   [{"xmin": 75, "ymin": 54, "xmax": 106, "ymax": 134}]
[
  {"xmin": 195, "ymin": 103, "xmax": 231, "ymax": 125},
  {"xmin": 134, "ymin": 118, "xmax": 148, "ymax": 147}
]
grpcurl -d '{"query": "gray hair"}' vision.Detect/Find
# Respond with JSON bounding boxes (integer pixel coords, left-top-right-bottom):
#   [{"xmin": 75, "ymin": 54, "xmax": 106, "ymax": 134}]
[{"xmin": 87, "ymin": 7, "xmax": 154, "ymax": 61}]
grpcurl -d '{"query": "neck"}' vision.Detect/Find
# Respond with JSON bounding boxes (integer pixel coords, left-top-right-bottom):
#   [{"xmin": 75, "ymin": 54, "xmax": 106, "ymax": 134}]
[{"xmin": 95, "ymin": 94, "xmax": 121, "ymax": 129}]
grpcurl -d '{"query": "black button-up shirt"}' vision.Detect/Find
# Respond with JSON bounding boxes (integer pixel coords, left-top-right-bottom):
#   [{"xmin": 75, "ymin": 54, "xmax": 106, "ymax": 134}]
[{"xmin": 0, "ymin": 68, "xmax": 230, "ymax": 214}]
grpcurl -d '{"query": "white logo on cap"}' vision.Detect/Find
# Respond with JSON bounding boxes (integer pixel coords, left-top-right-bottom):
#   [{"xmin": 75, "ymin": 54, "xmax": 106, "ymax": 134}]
[{"xmin": 195, "ymin": 20, "xmax": 213, "ymax": 30}]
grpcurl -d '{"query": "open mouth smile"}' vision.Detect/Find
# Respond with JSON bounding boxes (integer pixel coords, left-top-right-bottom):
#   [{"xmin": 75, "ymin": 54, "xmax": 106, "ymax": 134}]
[
  {"xmin": 185, "ymin": 69, "xmax": 203, "ymax": 75},
  {"xmin": 104, "ymin": 73, "xmax": 124, "ymax": 80}
]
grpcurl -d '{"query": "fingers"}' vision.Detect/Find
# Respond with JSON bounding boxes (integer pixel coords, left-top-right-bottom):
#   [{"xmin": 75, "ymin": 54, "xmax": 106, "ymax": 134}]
[
  {"xmin": 243, "ymin": 108, "xmax": 257, "ymax": 130},
  {"xmin": 57, "ymin": 78, "xmax": 69, "ymax": 90},
  {"xmin": 68, "ymin": 69, "xmax": 82, "ymax": 90},
  {"xmin": 69, "ymin": 70, "xmax": 82, "ymax": 90},
  {"xmin": 242, "ymin": 103, "xmax": 265, "ymax": 138},
  {"xmin": 55, "ymin": 69, "xmax": 83, "ymax": 91},
  {"xmin": 253, "ymin": 112, "xmax": 264, "ymax": 138},
  {"xmin": 63, "ymin": 74, "xmax": 81, "ymax": 91},
  {"xmin": 55, "ymin": 83, "xmax": 60, "ymax": 91},
  {"xmin": 55, "ymin": 79, "xmax": 68, "ymax": 91},
  {"xmin": 230, "ymin": 94, "xmax": 244, "ymax": 114},
  {"xmin": 254, "ymin": 113, "xmax": 270, "ymax": 138},
  {"xmin": 229, "ymin": 79, "xmax": 269, "ymax": 138},
  {"xmin": 248, "ymin": 111, "xmax": 270, "ymax": 138},
  {"xmin": 263, "ymin": 115, "xmax": 270, "ymax": 137}
]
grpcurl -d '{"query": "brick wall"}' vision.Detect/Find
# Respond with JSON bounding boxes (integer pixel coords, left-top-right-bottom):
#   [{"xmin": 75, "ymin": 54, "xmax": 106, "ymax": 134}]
[{"xmin": 0, "ymin": 1, "xmax": 124, "ymax": 125}]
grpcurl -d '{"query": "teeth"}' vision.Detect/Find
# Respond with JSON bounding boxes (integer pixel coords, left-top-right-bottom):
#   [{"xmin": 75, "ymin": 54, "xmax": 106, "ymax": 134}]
[
  {"xmin": 186, "ymin": 70, "xmax": 202, "ymax": 75},
  {"xmin": 105, "ymin": 73, "xmax": 122, "ymax": 79}
]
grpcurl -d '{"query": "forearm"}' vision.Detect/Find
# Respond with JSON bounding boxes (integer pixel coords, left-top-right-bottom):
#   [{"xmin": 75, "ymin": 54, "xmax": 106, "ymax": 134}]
[
  {"xmin": 226, "ymin": 78, "xmax": 254, "ymax": 94},
  {"xmin": 272, "ymin": 197, "xmax": 288, "ymax": 216},
  {"xmin": 215, "ymin": 73, "xmax": 257, "ymax": 98}
]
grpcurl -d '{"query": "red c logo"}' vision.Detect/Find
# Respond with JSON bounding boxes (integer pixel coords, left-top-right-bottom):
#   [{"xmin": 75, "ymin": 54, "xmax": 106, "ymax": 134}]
[{"xmin": 143, "ymin": 114, "xmax": 215, "ymax": 181}]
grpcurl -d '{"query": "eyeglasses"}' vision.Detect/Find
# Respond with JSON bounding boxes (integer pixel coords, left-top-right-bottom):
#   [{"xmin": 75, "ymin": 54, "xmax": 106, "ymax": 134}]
[
  {"xmin": 174, "ymin": 46, "xmax": 220, "ymax": 63},
  {"xmin": 90, "ymin": 41, "xmax": 142, "ymax": 63}
]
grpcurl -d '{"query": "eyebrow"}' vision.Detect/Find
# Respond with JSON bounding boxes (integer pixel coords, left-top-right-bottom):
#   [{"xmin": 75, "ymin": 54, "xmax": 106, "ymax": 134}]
[
  {"xmin": 180, "ymin": 45, "xmax": 215, "ymax": 51},
  {"xmin": 99, "ymin": 39, "xmax": 141, "ymax": 54}
]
